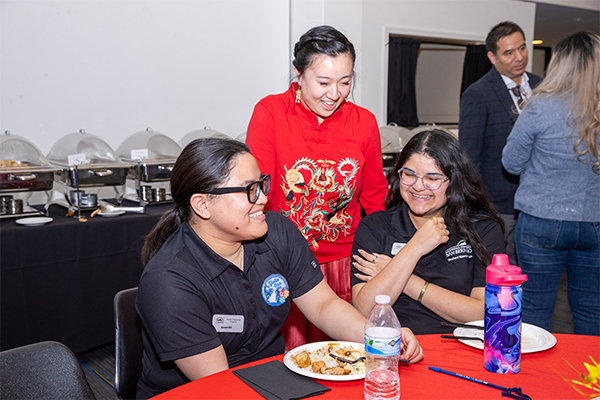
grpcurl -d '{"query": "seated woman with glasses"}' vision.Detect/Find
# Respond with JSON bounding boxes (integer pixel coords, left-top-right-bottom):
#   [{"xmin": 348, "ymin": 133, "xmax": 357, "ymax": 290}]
[
  {"xmin": 135, "ymin": 138, "xmax": 423, "ymax": 398},
  {"xmin": 350, "ymin": 129, "xmax": 505, "ymax": 334}
]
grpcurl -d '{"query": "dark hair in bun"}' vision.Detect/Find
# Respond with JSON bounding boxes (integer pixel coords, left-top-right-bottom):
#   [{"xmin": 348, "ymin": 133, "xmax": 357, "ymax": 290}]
[{"xmin": 293, "ymin": 25, "xmax": 355, "ymax": 75}]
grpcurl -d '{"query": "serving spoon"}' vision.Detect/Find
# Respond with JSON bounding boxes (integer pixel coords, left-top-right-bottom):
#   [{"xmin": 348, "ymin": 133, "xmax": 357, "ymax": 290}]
[{"xmin": 99, "ymin": 204, "xmax": 145, "ymax": 213}]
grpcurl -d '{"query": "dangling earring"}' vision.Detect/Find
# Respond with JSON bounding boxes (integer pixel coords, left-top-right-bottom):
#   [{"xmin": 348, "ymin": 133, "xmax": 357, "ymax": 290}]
[
  {"xmin": 295, "ymin": 88, "xmax": 302, "ymax": 104},
  {"xmin": 346, "ymin": 93, "xmax": 352, "ymax": 102}
]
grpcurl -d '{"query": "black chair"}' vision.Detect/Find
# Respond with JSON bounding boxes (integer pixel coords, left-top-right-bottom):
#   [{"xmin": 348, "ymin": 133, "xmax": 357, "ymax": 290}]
[
  {"xmin": 0, "ymin": 340, "xmax": 96, "ymax": 399},
  {"xmin": 114, "ymin": 287, "xmax": 143, "ymax": 400}
]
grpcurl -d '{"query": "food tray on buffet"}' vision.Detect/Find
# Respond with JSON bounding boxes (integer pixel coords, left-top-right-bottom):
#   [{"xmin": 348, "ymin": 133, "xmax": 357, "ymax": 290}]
[
  {"xmin": 117, "ymin": 128, "xmax": 181, "ymax": 183},
  {"xmin": 178, "ymin": 126, "xmax": 230, "ymax": 149},
  {"xmin": 0, "ymin": 131, "xmax": 58, "ymax": 218},
  {"xmin": 379, "ymin": 123, "xmax": 414, "ymax": 181},
  {"xmin": 47, "ymin": 130, "xmax": 131, "ymax": 209},
  {"xmin": 116, "ymin": 128, "xmax": 180, "ymax": 205}
]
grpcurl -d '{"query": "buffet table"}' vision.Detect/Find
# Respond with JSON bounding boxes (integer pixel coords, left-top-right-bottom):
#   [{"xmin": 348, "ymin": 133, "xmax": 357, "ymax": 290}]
[
  {"xmin": 152, "ymin": 334, "xmax": 600, "ymax": 400},
  {"xmin": 0, "ymin": 201, "xmax": 171, "ymax": 352}
]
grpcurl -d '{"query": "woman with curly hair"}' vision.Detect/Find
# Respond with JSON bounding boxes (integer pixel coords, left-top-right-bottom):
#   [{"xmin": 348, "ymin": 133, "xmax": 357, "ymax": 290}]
[{"xmin": 351, "ymin": 129, "xmax": 505, "ymax": 334}]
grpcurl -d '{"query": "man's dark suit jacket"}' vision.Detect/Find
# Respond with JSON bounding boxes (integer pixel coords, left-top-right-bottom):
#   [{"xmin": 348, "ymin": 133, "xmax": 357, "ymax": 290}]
[{"xmin": 459, "ymin": 66, "xmax": 542, "ymax": 214}]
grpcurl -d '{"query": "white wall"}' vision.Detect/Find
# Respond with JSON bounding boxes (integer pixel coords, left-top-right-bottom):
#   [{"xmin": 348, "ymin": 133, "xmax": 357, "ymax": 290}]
[
  {"xmin": 2, "ymin": 0, "xmax": 537, "ymax": 155},
  {"xmin": 1, "ymin": 0, "xmax": 290, "ymax": 154},
  {"xmin": 358, "ymin": 0, "xmax": 536, "ymax": 126},
  {"xmin": 532, "ymin": 47, "xmax": 547, "ymax": 77},
  {"xmin": 290, "ymin": 0, "xmax": 364, "ymax": 101},
  {"xmin": 415, "ymin": 43, "xmax": 466, "ymax": 125}
]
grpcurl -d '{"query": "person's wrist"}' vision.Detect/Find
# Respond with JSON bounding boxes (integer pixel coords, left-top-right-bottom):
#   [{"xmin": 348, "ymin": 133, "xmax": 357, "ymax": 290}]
[{"xmin": 417, "ymin": 281, "xmax": 429, "ymax": 303}]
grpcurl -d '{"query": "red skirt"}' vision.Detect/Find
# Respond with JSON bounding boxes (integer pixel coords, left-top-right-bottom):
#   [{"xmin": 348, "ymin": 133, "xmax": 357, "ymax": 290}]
[{"xmin": 281, "ymin": 256, "xmax": 352, "ymax": 351}]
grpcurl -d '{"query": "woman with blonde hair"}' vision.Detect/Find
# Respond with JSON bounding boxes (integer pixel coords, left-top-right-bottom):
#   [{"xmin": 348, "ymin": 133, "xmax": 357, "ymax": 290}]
[{"xmin": 502, "ymin": 32, "xmax": 600, "ymax": 335}]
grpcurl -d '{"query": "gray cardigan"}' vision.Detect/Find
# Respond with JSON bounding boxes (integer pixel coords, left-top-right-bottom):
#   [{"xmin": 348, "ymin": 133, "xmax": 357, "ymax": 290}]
[{"xmin": 502, "ymin": 96, "xmax": 600, "ymax": 222}]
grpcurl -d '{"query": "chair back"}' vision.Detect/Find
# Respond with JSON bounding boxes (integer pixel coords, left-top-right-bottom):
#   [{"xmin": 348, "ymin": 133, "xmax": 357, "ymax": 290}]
[
  {"xmin": 114, "ymin": 287, "xmax": 143, "ymax": 400},
  {"xmin": 0, "ymin": 340, "xmax": 95, "ymax": 399}
]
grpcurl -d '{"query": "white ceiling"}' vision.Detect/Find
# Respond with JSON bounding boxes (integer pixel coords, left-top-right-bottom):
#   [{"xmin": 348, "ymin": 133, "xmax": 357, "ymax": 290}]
[{"xmin": 533, "ymin": 1, "xmax": 600, "ymax": 48}]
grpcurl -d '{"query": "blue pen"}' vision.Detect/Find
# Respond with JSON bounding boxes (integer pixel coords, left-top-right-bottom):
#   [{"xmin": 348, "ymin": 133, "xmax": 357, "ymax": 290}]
[{"xmin": 428, "ymin": 366, "xmax": 531, "ymax": 400}]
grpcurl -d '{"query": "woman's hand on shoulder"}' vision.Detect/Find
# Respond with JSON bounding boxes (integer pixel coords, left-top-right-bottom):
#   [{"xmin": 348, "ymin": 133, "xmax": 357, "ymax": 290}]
[
  {"xmin": 352, "ymin": 249, "xmax": 392, "ymax": 281},
  {"xmin": 400, "ymin": 327, "xmax": 424, "ymax": 363},
  {"xmin": 408, "ymin": 217, "xmax": 450, "ymax": 256}
]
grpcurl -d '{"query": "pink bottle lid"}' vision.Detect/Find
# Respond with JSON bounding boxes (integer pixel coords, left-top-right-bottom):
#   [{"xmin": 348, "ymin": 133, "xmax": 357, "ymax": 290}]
[{"xmin": 486, "ymin": 254, "xmax": 528, "ymax": 286}]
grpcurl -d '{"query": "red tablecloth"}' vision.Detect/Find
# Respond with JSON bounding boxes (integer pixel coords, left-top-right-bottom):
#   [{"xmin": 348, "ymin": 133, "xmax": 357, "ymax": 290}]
[{"xmin": 152, "ymin": 334, "xmax": 600, "ymax": 399}]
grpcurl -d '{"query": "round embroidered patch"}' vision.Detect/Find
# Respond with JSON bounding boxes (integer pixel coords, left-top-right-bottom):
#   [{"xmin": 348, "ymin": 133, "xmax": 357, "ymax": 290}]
[{"xmin": 261, "ymin": 274, "xmax": 289, "ymax": 306}]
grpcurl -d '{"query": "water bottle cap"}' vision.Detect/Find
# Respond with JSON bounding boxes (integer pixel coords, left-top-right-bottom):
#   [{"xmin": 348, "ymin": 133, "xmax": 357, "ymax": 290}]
[
  {"xmin": 486, "ymin": 254, "xmax": 528, "ymax": 286},
  {"xmin": 375, "ymin": 295, "xmax": 391, "ymax": 304}
]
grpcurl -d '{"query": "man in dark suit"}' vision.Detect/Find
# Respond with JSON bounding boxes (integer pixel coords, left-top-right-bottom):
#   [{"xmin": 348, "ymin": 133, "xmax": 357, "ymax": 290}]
[{"xmin": 459, "ymin": 21, "xmax": 542, "ymax": 266}]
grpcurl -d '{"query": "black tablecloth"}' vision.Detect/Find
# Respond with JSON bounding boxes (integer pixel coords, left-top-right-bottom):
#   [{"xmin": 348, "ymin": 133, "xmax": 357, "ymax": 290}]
[{"xmin": 0, "ymin": 201, "xmax": 172, "ymax": 352}]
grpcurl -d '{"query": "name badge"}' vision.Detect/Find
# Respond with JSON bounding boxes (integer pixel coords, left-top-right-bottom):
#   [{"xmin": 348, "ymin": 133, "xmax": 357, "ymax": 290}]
[
  {"xmin": 391, "ymin": 242, "xmax": 406, "ymax": 255},
  {"xmin": 212, "ymin": 314, "xmax": 244, "ymax": 333}
]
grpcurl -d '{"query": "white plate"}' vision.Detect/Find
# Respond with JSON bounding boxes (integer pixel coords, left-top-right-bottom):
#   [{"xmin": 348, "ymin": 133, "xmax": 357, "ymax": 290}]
[
  {"xmin": 97, "ymin": 211, "xmax": 125, "ymax": 218},
  {"xmin": 15, "ymin": 217, "xmax": 53, "ymax": 226},
  {"xmin": 453, "ymin": 320, "xmax": 557, "ymax": 353},
  {"xmin": 283, "ymin": 341, "xmax": 365, "ymax": 381}
]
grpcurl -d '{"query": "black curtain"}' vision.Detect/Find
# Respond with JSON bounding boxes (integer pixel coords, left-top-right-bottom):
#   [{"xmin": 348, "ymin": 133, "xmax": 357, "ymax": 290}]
[
  {"xmin": 387, "ymin": 37, "xmax": 420, "ymax": 127},
  {"xmin": 460, "ymin": 44, "xmax": 492, "ymax": 97}
]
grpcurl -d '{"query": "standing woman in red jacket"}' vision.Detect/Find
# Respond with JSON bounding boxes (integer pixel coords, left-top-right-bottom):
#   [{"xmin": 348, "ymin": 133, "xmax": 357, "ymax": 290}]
[{"xmin": 246, "ymin": 25, "xmax": 388, "ymax": 349}]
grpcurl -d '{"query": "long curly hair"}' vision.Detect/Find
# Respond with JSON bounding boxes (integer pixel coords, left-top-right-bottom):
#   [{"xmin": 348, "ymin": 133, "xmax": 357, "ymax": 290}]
[{"xmin": 386, "ymin": 129, "xmax": 504, "ymax": 266}]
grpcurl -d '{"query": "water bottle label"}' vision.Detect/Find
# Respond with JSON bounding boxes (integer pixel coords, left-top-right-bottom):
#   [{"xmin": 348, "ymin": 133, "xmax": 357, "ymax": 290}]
[{"xmin": 364, "ymin": 328, "xmax": 401, "ymax": 356}]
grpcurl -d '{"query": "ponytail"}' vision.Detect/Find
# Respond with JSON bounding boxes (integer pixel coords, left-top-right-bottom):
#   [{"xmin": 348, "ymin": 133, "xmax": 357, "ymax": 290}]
[
  {"xmin": 141, "ymin": 207, "xmax": 183, "ymax": 266},
  {"xmin": 140, "ymin": 138, "xmax": 251, "ymax": 266}
]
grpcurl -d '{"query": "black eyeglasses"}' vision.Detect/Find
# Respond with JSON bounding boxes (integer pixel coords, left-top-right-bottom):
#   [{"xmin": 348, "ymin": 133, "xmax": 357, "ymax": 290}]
[
  {"xmin": 209, "ymin": 174, "xmax": 270, "ymax": 204},
  {"xmin": 398, "ymin": 168, "xmax": 448, "ymax": 190}
]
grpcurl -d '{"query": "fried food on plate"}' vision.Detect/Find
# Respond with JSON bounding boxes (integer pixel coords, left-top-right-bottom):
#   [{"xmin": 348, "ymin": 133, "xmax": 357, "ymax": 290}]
[{"xmin": 290, "ymin": 342, "xmax": 365, "ymax": 376}]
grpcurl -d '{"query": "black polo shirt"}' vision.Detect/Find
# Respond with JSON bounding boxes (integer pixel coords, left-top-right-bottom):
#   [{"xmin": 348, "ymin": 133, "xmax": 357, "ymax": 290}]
[
  {"xmin": 136, "ymin": 212, "xmax": 323, "ymax": 398},
  {"xmin": 351, "ymin": 203, "xmax": 505, "ymax": 335}
]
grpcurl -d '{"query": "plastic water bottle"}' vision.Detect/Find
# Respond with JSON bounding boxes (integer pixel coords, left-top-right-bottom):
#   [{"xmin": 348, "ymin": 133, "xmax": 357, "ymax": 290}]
[
  {"xmin": 484, "ymin": 254, "xmax": 528, "ymax": 374},
  {"xmin": 364, "ymin": 295, "xmax": 402, "ymax": 400}
]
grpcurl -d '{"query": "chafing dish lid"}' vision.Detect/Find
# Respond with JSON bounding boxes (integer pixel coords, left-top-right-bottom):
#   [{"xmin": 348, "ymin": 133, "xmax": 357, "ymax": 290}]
[
  {"xmin": 412, "ymin": 124, "xmax": 458, "ymax": 138},
  {"xmin": 1, "ymin": 131, "xmax": 53, "ymax": 168},
  {"xmin": 380, "ymin": 123, "xmax": 413, "ymax": 153},
  {"xmin": 117, "ymin": 128, "xmax": 181, "ymax": 161},
  {"xmin": 179, "ymin": 126, "xmax": 230, "ymax": 149},
  {"xmin": 47, "ymin": 130, "xmax": 123, "ymax": 165}
]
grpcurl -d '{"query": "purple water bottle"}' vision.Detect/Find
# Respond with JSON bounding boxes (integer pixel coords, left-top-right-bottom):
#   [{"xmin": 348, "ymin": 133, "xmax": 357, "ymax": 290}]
[{"xmin": 484, "ymin": 254, "xmax": 528, "ymax": 374}]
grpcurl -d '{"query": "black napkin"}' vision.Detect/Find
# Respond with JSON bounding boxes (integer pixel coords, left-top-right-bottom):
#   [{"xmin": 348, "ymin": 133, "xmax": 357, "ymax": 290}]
[{"xmin": 233, "ymin": 360, "xmax": 331, "ymax": 400}]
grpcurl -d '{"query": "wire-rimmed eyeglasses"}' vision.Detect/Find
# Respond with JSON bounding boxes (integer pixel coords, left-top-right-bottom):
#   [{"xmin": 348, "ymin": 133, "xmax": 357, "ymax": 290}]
[
  {"xmin": 398, "ymin": 168, "xmax": 448, "ymax": 190},
  {"xmin": 209, "ymin": 174, "xmax": 271, "ymax": 204}
]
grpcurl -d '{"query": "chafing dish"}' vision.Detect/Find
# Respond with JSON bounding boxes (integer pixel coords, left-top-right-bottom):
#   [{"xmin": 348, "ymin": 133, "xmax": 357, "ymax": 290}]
[
  {"xmin": 117, "ymin": 128, "xmax": 181, "ymax": 182},
  {"xmin": 178, "ymin": 126, "xmax": 230, "ymax": 149},
  {"xmin": 47, "ymin": 130, "xmax": 131, "ymax": 208},
  {"xmin": 0, "ymin": 131, "xmax": 58, "ymax": 218},
  {"xmin": 116, "ymin": 128, "xmax": 180, "ymax": 205},
  {"xmin": 379, "ymin": 124, "xmax": 414, "ymax": 181},
  {"xmin": 1, "ymin": 132, "xmax": 58, "ymax": 192},
  {"xmin": 411, "ymin": 123, "xmax": 459, "ymax": 138}
]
